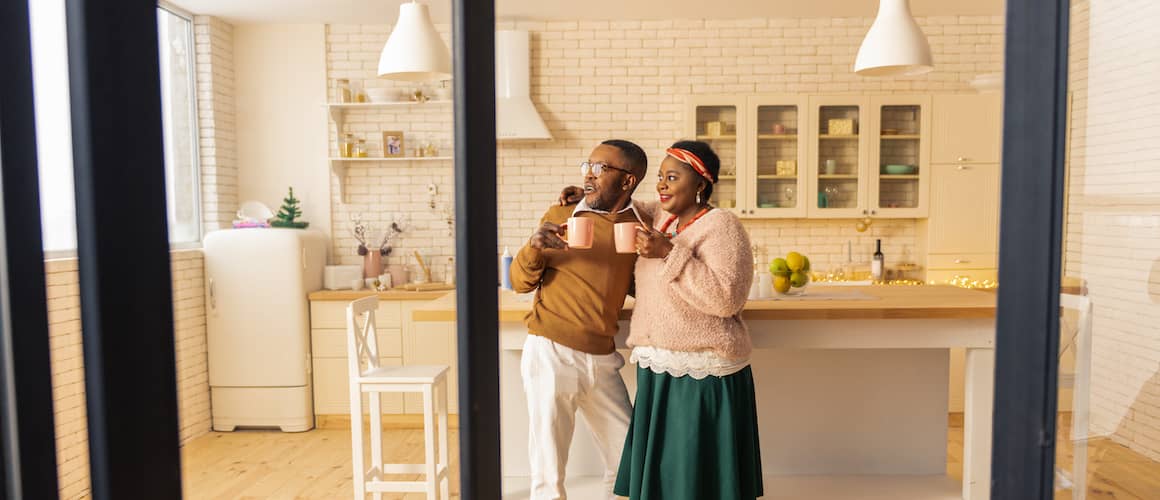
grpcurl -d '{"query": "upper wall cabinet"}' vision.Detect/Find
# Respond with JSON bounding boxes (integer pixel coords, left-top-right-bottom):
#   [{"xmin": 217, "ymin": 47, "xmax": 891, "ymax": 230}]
[
  {"xmin": 932, "ymin": 94, "xmax": 1002, "ymax": 164},
  {"xmin": 686, "ymin": 96, "xmax": 746, "ymax": 216},
  {"xmin": 684, "ymin": 93, "xmax": 998, "ymax": 220},
  {"xmin": 869, "ymin": 95, "xmax": 932, "ymax": 219},
  {"xmin": 746, "ymin": 96, "xmax": 810, "ymax": 218},
  {"xmin": 805, "ymin": 95, "xmax": 931, "ymax": 219}
]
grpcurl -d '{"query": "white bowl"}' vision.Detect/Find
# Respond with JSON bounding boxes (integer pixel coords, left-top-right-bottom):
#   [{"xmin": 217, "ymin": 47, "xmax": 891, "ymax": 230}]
[{"xmin": 365, "ymin": 88, "xmax": 395, "ymax": 103}]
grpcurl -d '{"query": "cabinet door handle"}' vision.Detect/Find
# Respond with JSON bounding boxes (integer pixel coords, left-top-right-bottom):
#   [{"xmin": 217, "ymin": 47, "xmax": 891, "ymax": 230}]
[
  {"xmin": 870, "ymin": 210, "xmax": 877, "ymax": 215},
  {"xmin": 957, "ymin": 156, "xmax": 969, "ymax": 162},
  {"xmin": 956, "ymin": 165, "xmax": 971, "ymax": 171},
  {"xmin": 954, "ymin": 258, "xmax": 971, "ymax": 264}
]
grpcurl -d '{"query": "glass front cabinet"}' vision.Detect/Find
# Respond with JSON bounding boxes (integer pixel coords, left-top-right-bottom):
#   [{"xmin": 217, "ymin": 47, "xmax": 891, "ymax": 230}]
[
  {"xmin": 686, "ymin": 96, "xmax": 744, "ymax": 215},
  {"xmin": 688, "ymin": 94, "xmax": 931, "ymax": 220}
]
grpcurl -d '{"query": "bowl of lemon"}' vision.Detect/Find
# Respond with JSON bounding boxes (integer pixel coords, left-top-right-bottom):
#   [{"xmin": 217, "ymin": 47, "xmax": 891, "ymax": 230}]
[{"xmin": 769, "ymin": 251, "xmax": 811, "ymax": 296}]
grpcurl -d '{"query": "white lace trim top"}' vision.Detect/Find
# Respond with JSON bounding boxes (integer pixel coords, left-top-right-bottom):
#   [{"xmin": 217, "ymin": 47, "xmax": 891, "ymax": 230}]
[{"xmin": 630, "ymin": 345, "xmax": 749, "ymax": 380}]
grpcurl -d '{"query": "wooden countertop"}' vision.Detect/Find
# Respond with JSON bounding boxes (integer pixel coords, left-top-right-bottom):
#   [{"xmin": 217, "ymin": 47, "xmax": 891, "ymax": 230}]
[
  {"xmin": 308, "ymin": 289, "xmax": 453, "ymax": 301},
  {"xmin": 411, "ymin": 285, "xmax": 996, "ymax": 322}
]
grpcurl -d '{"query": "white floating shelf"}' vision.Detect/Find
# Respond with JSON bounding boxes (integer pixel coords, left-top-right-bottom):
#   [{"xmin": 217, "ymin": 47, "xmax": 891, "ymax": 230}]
[
  {"xmin": 325, "ymin": 101, "xmax": 452, "ymax": 128},
  {"xmin": 329, "ymin": 157, "xmax": 452, "ymax": 163},
  {"xmin": 325, "ymin": 100, "xmax": 452, "ymax": 108},
  {"xmin": 329, "ymin": 157, "xmax": 454, "ymax": 203}
]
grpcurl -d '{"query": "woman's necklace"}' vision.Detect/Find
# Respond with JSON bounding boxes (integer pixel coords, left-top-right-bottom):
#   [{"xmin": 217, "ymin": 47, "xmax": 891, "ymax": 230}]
[{"xmin": 659, "ymin": 206, "xmax": 711, "ymax": 237}]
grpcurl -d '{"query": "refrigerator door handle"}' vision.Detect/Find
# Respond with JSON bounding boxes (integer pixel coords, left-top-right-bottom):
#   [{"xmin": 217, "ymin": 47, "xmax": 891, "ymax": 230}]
[{"xmin": 209, "ymin": 278, "xmax": 216, "ymax": 310}]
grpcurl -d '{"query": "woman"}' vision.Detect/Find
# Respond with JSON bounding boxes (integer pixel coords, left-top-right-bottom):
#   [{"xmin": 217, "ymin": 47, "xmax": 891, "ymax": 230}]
[{"xmin": 614, "ymin": 140, "xmax": 762, "ymax": 500}]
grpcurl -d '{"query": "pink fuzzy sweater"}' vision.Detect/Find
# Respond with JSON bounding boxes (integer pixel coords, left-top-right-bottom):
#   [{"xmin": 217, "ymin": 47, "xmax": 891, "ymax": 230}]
[{"xmin": 626, "ymin": 208, "xmax": 755, "ymax": 360}]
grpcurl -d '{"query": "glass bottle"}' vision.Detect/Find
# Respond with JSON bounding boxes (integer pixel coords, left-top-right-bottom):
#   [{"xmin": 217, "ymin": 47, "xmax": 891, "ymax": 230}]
[
  {"xmin": 336, "ymin": 78, "xmax": 352, "ymax": 103},
  {"xmin": 339, "ymin": 133, "xmax": 355, "ymax": 158},
  {"xmin": 354, "ymin": 139, "xmax": 368, "ymax": 158}
]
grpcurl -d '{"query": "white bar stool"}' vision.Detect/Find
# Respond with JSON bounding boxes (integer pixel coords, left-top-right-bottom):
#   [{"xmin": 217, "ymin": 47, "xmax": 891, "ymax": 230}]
[{"xmin": 347, "ymin": 296, "xmax": 450, "ymax": 499}]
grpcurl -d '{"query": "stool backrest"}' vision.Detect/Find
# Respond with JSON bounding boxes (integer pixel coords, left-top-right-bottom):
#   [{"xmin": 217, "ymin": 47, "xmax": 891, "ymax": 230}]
[{"xmin": 347, "ymin": 295, "xmax": 381, "ymax": 378}]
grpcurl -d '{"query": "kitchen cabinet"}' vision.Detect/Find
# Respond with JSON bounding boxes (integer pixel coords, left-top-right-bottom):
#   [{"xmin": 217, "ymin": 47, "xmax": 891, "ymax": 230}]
[
  {"xmin": 919, "ymin": 162, "xmax": 1000, "ymax": 285},
  {"xmin": 308, "ymin": 295, "xmax": 457, "ymax": 416},
  {"xmin": 805, "ymin": 95, "xmax": 931, "ymax": 219},
  {"xmin": 932, "ymin": 94, "xmax": 1002, "ymax": 164},
  {"xmin": 745, "ymin": 96, "xmax": 810, "ymax": 217},
  {"xmin": 685, "ymin": 96, "xmax": 746, "ymax": 215}
]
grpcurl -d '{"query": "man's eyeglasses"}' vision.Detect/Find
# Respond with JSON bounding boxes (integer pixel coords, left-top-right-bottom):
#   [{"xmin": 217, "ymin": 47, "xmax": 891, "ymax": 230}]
[{"xmin": 580, "ymin": 161, "xmax": 632, "ymax": 177}]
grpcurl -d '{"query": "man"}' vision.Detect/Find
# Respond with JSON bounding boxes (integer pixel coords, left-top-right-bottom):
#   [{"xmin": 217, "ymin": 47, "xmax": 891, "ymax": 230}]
[{"xmin": 510, "ymin": 139, "xmax": 651, "ymax": 500}]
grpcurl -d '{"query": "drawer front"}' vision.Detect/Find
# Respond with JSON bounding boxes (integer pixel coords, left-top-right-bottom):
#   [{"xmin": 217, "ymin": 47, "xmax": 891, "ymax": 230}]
[
  {"xmin": 310, "ymin": 300, "xmax": 403, "ymax": 329},
  {"xmin": 312, "ymin": 357, "xmax": 404, "ymax": 415},
  {"xmin": 311, "ymin": 328, "xmax": 402, "ymax": 359},
  {"xmin": 927, "ymin": 253, "xmax": 997, "ymax": 269}
]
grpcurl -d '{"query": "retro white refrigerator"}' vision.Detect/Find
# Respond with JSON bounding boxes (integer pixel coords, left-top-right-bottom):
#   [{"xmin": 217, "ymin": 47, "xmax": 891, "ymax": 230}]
[{"xmin": 204, "ymin": 228, "xmax": 326, "ymax": 432}]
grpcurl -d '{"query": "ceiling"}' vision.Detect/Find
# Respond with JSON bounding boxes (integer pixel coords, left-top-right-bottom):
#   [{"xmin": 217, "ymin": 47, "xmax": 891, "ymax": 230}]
[{"xmin": 168, "ymin": 0, "xmax": 1004, "ymax": 24}]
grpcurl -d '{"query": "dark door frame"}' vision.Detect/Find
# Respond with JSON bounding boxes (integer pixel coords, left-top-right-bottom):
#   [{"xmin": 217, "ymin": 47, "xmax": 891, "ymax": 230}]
[
  {"xmin": 451, "ymin": 0, "xmax": 503, "ymax": 498},
  {"xmin": 64, "ymin": 0, "xmax": 184, "ymax": 497},
  {"xmin": 991, "ymin": 0, "xmax": 1071, "ymax": 498},
  {"xmin": 0, "ymin": 0, "xmax": 63, "ymax": 497},
  {"xmin": 4, "ymin": 0, "xmax": 1077, "ymax": 498}
]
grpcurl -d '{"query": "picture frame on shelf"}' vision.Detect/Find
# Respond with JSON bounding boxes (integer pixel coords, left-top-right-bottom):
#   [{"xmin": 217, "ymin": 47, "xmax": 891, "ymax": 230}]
[{"xmin": 382, "ymin": 130, "xmax": 404, "ymax": 157}]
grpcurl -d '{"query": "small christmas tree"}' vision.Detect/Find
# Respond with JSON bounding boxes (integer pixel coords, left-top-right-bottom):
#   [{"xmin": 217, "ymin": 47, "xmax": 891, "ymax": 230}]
[{"xmin": 269, "ymin": 187, "xmax": 309, "ymax": 228}]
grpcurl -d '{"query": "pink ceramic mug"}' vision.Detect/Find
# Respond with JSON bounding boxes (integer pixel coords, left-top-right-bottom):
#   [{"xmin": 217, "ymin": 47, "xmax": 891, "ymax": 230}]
[
  {"xmin": 566, "ymin": 217, "xmax": 594, "ymax": 249},
  {"xmin": 614, "ymin": 222, "xmax": 640, "ymax": 254}
]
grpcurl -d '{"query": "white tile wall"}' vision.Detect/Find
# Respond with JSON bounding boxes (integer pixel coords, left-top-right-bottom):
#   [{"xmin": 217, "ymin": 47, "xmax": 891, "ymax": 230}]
[
  {"xmin": 195, "ymin": 16, "xmax": 238, "ymax": 233},
  {"xmin": 324, "ymin": 15, "xmax": 1004, "ymax": 273},
  {"xmin": 46, "ymin": 251, "xmax": 210, "ymax": 499},
  {"xmin": 1065, "ymin": 0, "xmax": 1160, "ymax": 463}
]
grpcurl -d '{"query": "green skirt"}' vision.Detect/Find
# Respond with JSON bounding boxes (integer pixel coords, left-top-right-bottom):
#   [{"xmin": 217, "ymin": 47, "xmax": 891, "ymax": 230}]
[{"xmin": 614, "ymin": 365, "xmax": 764, "ymax": 500}]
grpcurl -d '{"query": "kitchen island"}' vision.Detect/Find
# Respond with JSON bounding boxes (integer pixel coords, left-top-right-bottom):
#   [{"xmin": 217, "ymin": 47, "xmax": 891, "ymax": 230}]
[{"xmin": 413, "ymin": 285, "xmax": 996, "ymax": 500}]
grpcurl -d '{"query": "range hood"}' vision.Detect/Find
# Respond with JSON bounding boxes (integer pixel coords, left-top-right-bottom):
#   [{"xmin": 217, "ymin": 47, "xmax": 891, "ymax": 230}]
[{"xmin": 496, "ymin": 30, "xmax": 552, "ymax": 140}]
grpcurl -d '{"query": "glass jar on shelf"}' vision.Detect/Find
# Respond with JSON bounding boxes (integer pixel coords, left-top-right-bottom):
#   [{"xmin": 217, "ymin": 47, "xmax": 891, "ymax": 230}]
[
  {"xmin": 335, "ymin": 78, "xmax": 353, "ymax": 103},
  {"xmin": 353, "ymin": 139, "xmax": 368, "ymax": 158},
  {"xmin": 339, "ymin": 133, "xmax": 355, "ymax": 158}
]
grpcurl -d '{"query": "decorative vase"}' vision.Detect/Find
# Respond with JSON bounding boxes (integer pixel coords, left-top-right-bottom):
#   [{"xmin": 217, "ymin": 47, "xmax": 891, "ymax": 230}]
[{"xmin": 364, "ymin": 251, "xmax": 382, "ymax": 279}]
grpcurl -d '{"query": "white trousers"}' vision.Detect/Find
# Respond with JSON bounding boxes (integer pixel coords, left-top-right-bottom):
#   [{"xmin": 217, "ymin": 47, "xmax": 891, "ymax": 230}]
[{"xmin": 520, "ymin": 334, "xmax": 632, "ymax": 500}]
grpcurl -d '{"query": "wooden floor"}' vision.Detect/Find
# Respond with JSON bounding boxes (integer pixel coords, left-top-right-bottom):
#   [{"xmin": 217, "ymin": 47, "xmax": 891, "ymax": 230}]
[{"xmin": 182, "ymin": 414, "xmax": 1160, "ymax": 499}]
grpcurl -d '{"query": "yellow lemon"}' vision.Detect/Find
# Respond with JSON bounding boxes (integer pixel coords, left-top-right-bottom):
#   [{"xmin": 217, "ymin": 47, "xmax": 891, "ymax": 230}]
[
  {"xmin": 802, "ymin": 255, "xmax": 811, "ymax": 272},
  {"xmin": 790, "ymin": 271, "xmax": 809, "ymax": 288},
  {"xmin": 786, "ymin": 252, "xmax": 805, "ymax": 271},
  {"xmin": 774, "ymin": 275, "xmax": 792, "ymax": 294},
  {"xmin": 769, "ymin": 258, "xmax": 790, "ymax": 276}
]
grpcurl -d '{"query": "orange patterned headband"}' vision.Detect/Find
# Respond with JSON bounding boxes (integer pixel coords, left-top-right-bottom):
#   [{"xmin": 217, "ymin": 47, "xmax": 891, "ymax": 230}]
[{"xmin": 665, "ymin": 148, "xmax": 715, "ymax": 183}]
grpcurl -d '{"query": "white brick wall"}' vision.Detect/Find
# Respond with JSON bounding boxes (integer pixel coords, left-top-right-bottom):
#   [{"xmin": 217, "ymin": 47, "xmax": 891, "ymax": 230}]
[
  {"xmin": 195, "ymin": 16, "xmax": 238, "ymax": 233},
  {"xmin": 324, "ymin": 15, "xmax": 1003, "ymax": 273},
  {"xmin": 46, "ymin": 251, "xmax": 210, "ymax": 499},
  {"xmin": 1065, "ymin": 0, "xmax": 1160, "ymax": 462}
]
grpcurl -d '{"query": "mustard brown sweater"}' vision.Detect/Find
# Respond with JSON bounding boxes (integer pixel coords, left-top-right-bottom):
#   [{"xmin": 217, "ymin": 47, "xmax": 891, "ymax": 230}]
[{"xmin": 510, "ymin": 203, "xmax": 653, "ymax": 355}]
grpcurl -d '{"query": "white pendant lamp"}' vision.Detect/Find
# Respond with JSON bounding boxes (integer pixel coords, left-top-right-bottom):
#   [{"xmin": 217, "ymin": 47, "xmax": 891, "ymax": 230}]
[
  {"xmin": 854, "ymin": 0, "xmax": 933, "ymax": 77},
  {"xmin": 377, "ymin": 1, "xmax": 451, "ymax": 81}
]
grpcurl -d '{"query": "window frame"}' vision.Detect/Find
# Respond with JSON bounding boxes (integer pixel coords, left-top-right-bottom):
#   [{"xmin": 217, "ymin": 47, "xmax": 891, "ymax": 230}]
[{"xmin": 157, "ymin": 1, "xmax": 203, "ymax": 247}]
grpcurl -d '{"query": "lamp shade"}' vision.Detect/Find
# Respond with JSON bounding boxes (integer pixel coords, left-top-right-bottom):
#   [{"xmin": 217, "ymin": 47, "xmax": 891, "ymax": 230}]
[
  {"xmin": 854, "ymin": 0, "xmax": 933, "ymax": 77},
  {"xmin": 377, "ymin": 2, "xmax": 451, "ymax": 81}
]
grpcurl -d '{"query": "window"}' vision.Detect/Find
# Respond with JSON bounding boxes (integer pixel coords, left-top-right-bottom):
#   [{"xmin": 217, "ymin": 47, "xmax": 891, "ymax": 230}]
[
  {"xmin": 28, "ymin": 1, "xmax": 202, "ymax": 251},
  {"xmin": 157, "ymin": 5, "xmax": 201, "ymax": 244}
]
